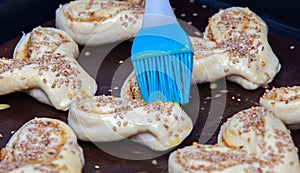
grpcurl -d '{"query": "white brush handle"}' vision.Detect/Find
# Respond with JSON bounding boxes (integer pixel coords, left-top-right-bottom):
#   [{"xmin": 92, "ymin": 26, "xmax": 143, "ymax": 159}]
[
  {"xmin": 144, "ymin": 0, "xmax": 175, "ymax": 17},
  {"xmin": 142, "ymin": 0, "xmax": 177, "ymax": 28}
]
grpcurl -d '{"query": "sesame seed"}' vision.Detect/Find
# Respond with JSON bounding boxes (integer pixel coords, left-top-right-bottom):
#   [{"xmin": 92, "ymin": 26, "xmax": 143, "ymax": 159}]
[
  {"xmin": 84, "ymin": 51, "xmax": 91, "ymax": 56},
  {"xmin": 152, "ymin": 159, "xmax": 158, "ymax": 165},
  {"xmin": 121, "ymin": 22, "xmax": 128, "ymax": 28},
  {"xmin": 209, "ymin": 83, "xmax": 218, "ymax": 90},
  {"xmin": 219, "ymin": 89, "xmax": 229, "ymax": 94},
  {"xmin": 94, "ymin": 165, "xmax": 100, "ymax": 169},
  {"xmin": 202, "ymin": 4, "xmax": 207, "ymax": 8},
  {"xmin": 0, "ymin": 104, "xmax": 10, "ymax": 110},
  {"xmin": 131, "ymin": 150, "xmax": 143, "ymax": 154},
  {"xmin": 180, "ymin": 13, "xmax": 186, "ymax": 17},
  {"xmin": 194, "ymin": 31, "xmax": 202, "ymax": 36},
  {"xmin": 290, "ymin": 45, "xmax": 295, "ymax": 50},
  {"xmin": 204, "ymin": 96, "xmax": 211, "ymax": 100},
  {"xmin": 214, "ymin": 94, "xmax": 223, "ymax": 98},
  {"xmin": 117, "ymin": 121, "xmax": 121, "ymax": 127},
  {"xmin": 123, "ymin": 121, "xmax": 128, "ymax": 126}
]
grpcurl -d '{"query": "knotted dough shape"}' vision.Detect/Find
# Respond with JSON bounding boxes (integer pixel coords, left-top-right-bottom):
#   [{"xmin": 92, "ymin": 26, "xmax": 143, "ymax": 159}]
[
  {"xmin": 260, "ymin": 86, "xmax": 300, "ymax": 129},
  {"xmin": 55, "ymin": 0, "xmax": 144, "ymax": 45},
  {"xmin": 168, "ymin": 107, "xmax": 300, "ymax": 173},
  {"xmin": 0, "ymin": 28, "xmax": 97, "ymax": 111},
  {"xmin": 68, "ymin": 95, "xmax": 193, "ymax": 151},
  {"xmin": 0, "ymin": 118, "xmax": 84, "ymax": 173},
  {"xmin": 194, "ymin": 7, "xmax": 280, "ymax": 89}
]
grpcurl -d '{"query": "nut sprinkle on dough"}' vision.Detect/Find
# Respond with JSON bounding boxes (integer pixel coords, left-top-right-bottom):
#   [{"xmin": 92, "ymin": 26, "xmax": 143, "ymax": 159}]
[
  {"xmin": 4, "ymin": 26, "xmax": 95, "ymax": 110},
  {"xmin": 0, "ymin": 52, "xmax": 97, "ymax": 111},
  {"xmin": 0, "ymin": 118, "xmax": 84, "ymax": 173},
  {"xmin": 68, "ymin": 95, "xmax": 193, "ymax": 151},
  {"xmin": 13, "ymin": 26, "xmax": 79, "ymax": 61},
  {"xmin": 260, "ymin": 86, "xmax": 300, "ymax": 128},
  {"xmin": 194, "ymin": 7, "xmax": 281, "ymax": 89},
  {"xmin": 120, "ymin": 7, "xmax": 281, "ymax": 100},
  {"xmin": 56, "ymin": 0, "xmax": 144, "ymax": 45},
  {"xmin": 169, "ymin": 107, "xmax": 300, "ymax": 173}
]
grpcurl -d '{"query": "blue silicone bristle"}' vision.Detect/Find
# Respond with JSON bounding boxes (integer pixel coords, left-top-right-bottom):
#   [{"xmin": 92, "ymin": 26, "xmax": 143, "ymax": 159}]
[
  {"xmin": 131, "ymin": 0, "xmax": 193, "ymax": 104},
  {"xmin": 132, "ymin": 52, "xmax": 193, "ymax": 104}
]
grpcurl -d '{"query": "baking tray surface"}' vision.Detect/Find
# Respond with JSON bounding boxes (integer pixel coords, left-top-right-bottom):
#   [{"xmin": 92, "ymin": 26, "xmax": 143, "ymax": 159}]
[{"xmin": 0, "ymin": 0, "xmax": 300, "ymax": 172}]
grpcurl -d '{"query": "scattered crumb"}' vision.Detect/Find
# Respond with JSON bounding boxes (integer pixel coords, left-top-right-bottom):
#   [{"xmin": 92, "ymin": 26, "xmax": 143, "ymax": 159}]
[
  {"xmin": 180, "ymin": 13, "xmax": 186, "ymax": 17},
  {"xmin": 204, "ymin": 96, "xmax": 211, "ymax": 100},
  {"xmin": 84, "ymin": 51, "xmax": 91, "ymax": 56},
  {"xmin": 209, "ymin": 83, "xmax": 218, "ymax": 90},
  {"xmin": 152, "ymin": 159, "xmax": 158, "ymax": 165},
  {"xmin": 261, "ymin": 83, "xmax": 269, "ymax": 89},
  {"xmin": 132, "ymin": 150, "xmax": 143, "ymax": 154},
  {"xmin": 194, "ymin": 31, "xmax": 202, "ymax": 36},
  {"xmin": 219, "ymin": 89, "xmax": 229, "ymax": 94},
  {"xmin": 0, "ymin": 104, "xmax": 10, "ymax": 110},
  {"xmin": 214, "ymin": 93, "xmax": 223, "ymax": 98}
]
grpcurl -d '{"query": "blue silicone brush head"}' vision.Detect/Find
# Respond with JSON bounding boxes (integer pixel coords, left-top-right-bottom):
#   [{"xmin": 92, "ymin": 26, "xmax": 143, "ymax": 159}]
[{"xmin": 131, "ymin": 0, "xmax": 193, "ymax": 104}]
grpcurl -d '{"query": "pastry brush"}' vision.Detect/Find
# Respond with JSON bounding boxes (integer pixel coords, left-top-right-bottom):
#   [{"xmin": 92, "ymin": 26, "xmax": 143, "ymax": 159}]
[{"xmin": 131, "ymin": 0, "xmax": 193, "ymax": 104}]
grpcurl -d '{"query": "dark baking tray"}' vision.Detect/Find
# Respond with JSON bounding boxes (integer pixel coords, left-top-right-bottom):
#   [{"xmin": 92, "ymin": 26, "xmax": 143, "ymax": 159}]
[{"xmin": 0, "ymin": 0, "xmax": 300, "ymax": 172}]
